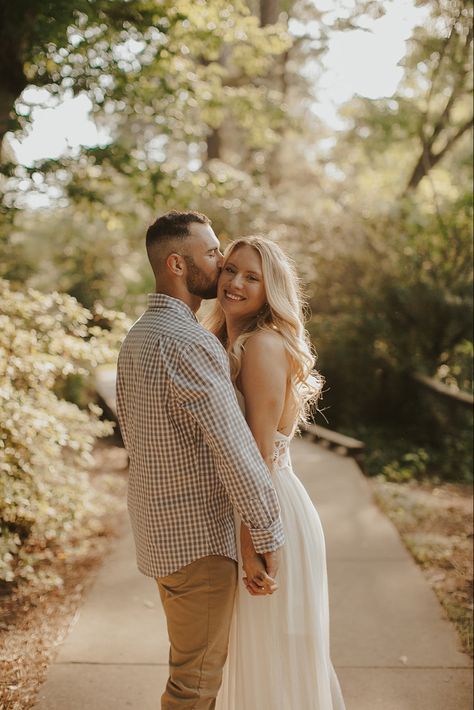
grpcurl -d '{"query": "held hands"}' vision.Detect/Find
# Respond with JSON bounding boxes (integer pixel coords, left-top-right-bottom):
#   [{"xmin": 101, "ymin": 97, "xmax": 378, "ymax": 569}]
[{"xmin": 240, "ymin": 524, "xmax": 280, "ymax": 596}]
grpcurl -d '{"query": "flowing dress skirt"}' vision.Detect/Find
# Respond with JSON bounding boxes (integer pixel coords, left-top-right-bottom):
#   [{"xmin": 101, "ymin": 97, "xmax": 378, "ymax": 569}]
[{"xmin": 216, "ymin": 435, "xmax": 346, "ymax": 710}]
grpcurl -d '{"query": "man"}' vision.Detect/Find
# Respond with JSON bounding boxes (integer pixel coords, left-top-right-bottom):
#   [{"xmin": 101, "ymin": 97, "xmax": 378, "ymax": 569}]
[{"xmin": 116, "ymin": 210, "xmax": 284, "ymax": 709}]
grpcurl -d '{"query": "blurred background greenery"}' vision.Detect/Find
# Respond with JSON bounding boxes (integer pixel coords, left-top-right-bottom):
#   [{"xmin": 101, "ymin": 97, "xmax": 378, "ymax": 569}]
[{"xmin": 0, "ymin": 0, "xmax": 472, "ymax": 583}]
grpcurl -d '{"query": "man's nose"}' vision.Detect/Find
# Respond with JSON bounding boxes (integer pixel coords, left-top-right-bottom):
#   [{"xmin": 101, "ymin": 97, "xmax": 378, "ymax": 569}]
[{"xmin": 217, "ymin": 251, "xmax": 224, "ymax": 268}]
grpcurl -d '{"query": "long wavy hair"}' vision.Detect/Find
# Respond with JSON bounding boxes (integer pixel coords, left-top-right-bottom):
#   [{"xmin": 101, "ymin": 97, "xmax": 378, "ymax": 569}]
[{"xmin": 202, "ymin": 236, "xmax": 324, "ymax": 424}]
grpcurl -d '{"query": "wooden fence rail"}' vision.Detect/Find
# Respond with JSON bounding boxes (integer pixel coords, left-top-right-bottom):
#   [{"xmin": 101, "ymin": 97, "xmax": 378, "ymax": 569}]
[{"xmin": 411, "ymin": 372, "xmax": 474, "ymax": 410}]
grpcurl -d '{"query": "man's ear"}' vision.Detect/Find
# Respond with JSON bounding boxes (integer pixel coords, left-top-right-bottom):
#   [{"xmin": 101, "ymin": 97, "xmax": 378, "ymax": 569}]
[{"xmin": 166, "ymin": 252, "xmax": 185, "ymax": 276}]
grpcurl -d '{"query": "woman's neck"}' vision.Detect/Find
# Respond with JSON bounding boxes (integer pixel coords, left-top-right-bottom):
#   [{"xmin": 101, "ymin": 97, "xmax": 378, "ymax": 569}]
[{"xmin": 225, "ymin": 316, "xmax": 253, "ymax": 350}]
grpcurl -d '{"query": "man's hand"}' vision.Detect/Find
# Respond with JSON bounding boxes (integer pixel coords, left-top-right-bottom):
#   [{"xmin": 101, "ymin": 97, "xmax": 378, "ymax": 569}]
[
  {"xmin": 240, "ymin": 524, "xmax": 279, "ymax": 596},
  {"xmin": 242, "ymin": 551, "xmax": 278, "ymax": 596},
  {"xmin": 262, "ymin": 549, "xmax": 280, "ymax": 581}
]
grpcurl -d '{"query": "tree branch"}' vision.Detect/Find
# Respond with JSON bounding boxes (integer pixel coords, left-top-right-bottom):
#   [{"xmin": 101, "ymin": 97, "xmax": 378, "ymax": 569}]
[
  {"xmin": 432, "ymin": 118, "xmax": 473, "ymax": 165},
  {"xmin": 405, "ymin": 117, "xmax": 472, "ymax": 192}
]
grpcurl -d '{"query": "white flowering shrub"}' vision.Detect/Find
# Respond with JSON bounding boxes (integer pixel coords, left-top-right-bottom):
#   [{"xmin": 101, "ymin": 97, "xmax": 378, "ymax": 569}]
[{"xmin": 0, "ymin": 278, "xmax": 129, "ymax": 586}]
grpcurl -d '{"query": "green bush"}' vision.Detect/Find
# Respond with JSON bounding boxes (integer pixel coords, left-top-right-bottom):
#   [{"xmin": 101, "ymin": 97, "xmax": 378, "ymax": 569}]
[
  {"xmin": 0, "ymin": 279, "xmax": 129, "ymax": 586},
  {"xmin": 381, "ymin": 449, "xmax": 430, "ymax": 483},
  {"xmin": 308, "ymin": 199, "xmax": 473, "ymax": 482}
]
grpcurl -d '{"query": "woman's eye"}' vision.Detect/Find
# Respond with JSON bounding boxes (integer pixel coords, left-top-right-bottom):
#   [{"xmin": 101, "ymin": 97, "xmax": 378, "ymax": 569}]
[{"xmin": 224, "ymin": 266, "xmax": 234, "ymax": 273}]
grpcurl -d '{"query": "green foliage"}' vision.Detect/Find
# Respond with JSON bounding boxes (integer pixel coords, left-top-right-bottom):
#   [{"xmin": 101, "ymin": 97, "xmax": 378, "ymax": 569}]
[
  {"xmin": 2, "ymin": 0, "xmax": 291, "ymax": 203},
  {"xmin": 381, "ymin": 449, "xmax": 430, "ymax": 483},
  {"xmin": 301, "ymin": 0, "xmax": 473, "ymax": 483},
  {"xmin": 1, "ymin": 0, "xmax": 293, "ymax": 305},
  {"xmin": 308, "ymin": 195, "xmax": 472, "ymax": 482},
  {"xmin": 337, "ymin": 0, "xmax": 473, "ymax": 195},
  {"xmin": 0, "ymin": 200, "xmax": 148, "ymax": 311},
  {"xmin": 311, "ymin": 203, "xmax": 472, "ymax": 404},
  {"xmin": 0, "ymin": 279, "xmax": 129, "ymax": 585}
]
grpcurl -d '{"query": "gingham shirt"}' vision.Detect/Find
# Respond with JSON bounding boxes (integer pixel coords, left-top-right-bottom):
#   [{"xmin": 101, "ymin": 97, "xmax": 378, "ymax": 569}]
[{"xmin": 116, "ymin": 293, "xmax": 285, "ymax": 578}]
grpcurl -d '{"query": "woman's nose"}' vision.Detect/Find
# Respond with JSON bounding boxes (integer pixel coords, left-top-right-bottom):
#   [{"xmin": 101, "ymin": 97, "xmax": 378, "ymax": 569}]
[{"xmin": 230, "ymin": 272, "xmax": 245, "ymax": 289}]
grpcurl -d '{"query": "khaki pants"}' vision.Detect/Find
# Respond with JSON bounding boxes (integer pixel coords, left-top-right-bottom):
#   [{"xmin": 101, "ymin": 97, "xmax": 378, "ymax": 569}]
[{"xmin": 157, "ymin": 555, "xmax": 237, "ymax": 710}]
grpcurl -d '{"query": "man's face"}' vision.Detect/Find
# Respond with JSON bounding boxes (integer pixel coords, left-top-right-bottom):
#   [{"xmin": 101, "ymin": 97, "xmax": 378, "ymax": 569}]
[{"xmin": 182, "ymin": 223, "xmax": 223, "ymax": 299}]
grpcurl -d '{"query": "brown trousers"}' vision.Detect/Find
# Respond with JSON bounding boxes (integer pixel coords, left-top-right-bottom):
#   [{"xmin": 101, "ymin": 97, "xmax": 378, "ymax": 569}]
[{"xmin": 156, "ymin": 555, "xmax": 238, "ymax": 710}]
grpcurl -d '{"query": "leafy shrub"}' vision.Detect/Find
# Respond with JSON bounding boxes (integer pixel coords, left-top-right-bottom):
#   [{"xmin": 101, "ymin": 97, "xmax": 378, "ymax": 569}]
[
  {"xmin": 308, "ymin": 199, "xmax": 473, "ymax": 482},
  {"xmin": 0, "ymin": 279, "xmax": 129, "ymax": 586},
  {"xmin": 381, "ymin": 449, "xmax": 430, "ymax": 483}
]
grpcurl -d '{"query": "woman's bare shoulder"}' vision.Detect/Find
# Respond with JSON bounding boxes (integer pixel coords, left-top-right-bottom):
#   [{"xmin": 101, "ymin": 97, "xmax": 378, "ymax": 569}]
[{"xmin": 243, "ymin": 329, "xmax": 286, "ymax": 363}]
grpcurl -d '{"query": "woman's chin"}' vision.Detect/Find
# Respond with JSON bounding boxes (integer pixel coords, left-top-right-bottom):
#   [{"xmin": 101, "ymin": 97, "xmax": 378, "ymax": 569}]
[
  {"xmin": 217, "ymin": 297, "xmax": 258, "ymax": 321},
  {"xmin": 218, "ymin": 296, "xmax": 238, "ymax": 311}
]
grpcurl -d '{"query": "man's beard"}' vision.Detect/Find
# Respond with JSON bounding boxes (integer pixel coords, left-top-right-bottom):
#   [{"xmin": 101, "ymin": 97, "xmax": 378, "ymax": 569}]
[{"xmin": 183, "ymin": 255, "xmax": 219, "ymax": 299}]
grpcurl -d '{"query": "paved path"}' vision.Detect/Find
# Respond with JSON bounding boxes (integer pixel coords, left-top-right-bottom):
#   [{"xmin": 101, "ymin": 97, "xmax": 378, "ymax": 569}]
[{"xmin": 34, "ymin": 438, "xmax": 472, "ymax": 710}]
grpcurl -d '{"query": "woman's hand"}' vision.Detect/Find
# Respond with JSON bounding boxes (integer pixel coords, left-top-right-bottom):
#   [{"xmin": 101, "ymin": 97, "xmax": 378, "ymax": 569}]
[{"xmin": 240, "ymin": 523, "xmax": 278, "ymax": 596}]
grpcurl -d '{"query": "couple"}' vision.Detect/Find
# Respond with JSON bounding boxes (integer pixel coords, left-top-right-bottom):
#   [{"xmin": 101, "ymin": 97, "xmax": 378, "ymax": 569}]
[{"xmin": 116, "ymin": 210, "xmax": 346, "ymax": 710}]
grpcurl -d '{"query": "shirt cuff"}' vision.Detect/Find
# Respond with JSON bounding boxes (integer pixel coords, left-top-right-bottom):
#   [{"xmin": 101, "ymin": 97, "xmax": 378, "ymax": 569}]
[{"xmin": 249, "ymin": 517, "xmax": 285, "ymax": 554}]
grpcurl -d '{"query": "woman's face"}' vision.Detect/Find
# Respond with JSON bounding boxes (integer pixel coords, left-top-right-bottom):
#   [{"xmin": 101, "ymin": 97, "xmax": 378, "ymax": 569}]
[{"xmin": 217, "ymin": 244, "xmax": 267, "ymax": 322}]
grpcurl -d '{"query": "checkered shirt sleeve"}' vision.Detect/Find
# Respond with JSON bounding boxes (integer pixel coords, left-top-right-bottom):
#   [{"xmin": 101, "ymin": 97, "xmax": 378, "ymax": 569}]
[{"xmin": 172, "ymin": 339, "xmax": 285, "ymax": 554}]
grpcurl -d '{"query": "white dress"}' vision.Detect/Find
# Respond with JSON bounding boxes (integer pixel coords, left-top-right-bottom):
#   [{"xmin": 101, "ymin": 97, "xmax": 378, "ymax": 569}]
[{"xmin": 216, "ymin": 394, "xmax": 346, "ymax": 710}]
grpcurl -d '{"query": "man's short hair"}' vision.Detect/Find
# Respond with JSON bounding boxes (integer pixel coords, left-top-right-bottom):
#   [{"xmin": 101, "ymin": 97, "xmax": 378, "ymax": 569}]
[{"xmin": 146, "ymin": 210, "xmax": 211, "ymax": 257}]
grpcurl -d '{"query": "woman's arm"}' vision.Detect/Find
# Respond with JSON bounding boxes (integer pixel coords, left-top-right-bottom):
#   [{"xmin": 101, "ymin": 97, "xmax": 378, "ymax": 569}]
[
  {"xmin": 239, "ymin": 330, "xmax": 288, "ymax": 470},
  {"xmin": 239, "ymin": 330, "xmax": 289, "ymax": 594}
]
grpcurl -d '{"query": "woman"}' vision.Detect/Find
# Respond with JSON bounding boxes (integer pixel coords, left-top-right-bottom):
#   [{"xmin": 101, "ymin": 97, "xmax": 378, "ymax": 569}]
[{"xmin": 204, "ymin": 236, "xmax": 346, "ymax": 710}]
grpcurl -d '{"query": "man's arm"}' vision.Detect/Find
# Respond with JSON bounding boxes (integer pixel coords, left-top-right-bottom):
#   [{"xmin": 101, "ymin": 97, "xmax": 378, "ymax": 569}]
[{"xmin": 171, "ymin": 338, "xmax": 285, "ymax": 555}]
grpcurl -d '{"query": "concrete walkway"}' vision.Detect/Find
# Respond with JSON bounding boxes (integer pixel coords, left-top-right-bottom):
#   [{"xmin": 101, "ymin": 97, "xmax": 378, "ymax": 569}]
[{"xmin": 34, "ymin": 438, "xmax": 472, "ymax": 710}]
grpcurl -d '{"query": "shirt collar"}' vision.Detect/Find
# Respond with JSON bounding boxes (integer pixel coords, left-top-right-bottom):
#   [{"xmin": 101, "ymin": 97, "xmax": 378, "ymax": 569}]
[{"xmin": 147, "ymin": 293, "xmax": 198, "ymax": 322}]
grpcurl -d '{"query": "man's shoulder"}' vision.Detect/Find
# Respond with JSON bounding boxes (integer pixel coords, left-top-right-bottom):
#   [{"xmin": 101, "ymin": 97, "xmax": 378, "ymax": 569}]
[
  {"xmin": 121, "ymin": 308, "xmax": 224, "ymax": 356},
  {"xmin": 175, "ymin": 322, "xmax": 226, "ymax": 361}
]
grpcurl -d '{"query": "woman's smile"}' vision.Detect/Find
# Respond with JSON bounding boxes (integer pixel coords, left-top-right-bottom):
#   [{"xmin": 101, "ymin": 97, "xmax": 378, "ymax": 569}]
[{"xmin": 223, "ymin": 289, "xmax": 246, "ymax": 302}]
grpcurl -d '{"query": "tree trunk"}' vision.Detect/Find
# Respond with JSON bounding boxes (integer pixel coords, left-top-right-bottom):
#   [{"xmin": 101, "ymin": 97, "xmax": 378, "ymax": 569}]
[
  {"xmin": 0, "ymin": 90, "xmax": 16, "ymax": 154},
  {"xmin": 257, "ymin": 0, "xmax": 283, "ymax": 186},
  {"xmin": 206, "ymin": 129, "xmax": 221, "ymax": 160},
  {"xmin": 406, "ymin": 143, "xmax": 434, "ymax": 192},
  {"xmin": 0, "ymin": 28, "xmax": 28, "ymax": 156},
  {"xmin": 260, "ymin": 0, "xmax": 279, "ymax": 26}
]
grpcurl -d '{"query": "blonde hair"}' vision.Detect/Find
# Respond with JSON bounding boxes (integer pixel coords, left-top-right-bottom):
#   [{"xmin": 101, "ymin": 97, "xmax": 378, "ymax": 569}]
[{"xmin": 202, "ymin": 236, "xmax": 324, "ymax": 424}]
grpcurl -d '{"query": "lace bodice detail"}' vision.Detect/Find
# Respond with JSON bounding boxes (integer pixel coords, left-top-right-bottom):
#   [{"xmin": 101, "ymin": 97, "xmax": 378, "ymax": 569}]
[{"xmin": 272, "ymin": 435, "xmax": 291, "ymax": 470}]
